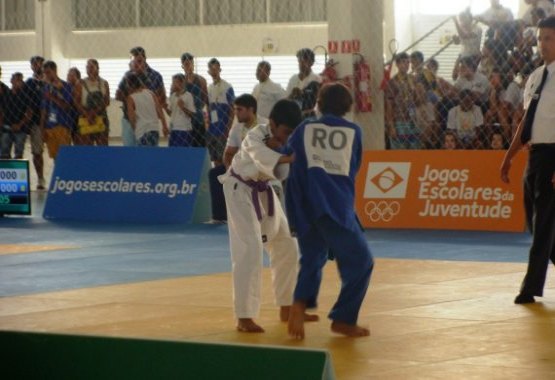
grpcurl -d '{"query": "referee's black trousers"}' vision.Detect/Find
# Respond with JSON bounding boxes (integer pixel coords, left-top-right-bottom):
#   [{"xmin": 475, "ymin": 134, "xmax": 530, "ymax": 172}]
[{"xmin": 521, "ymin": 144, "xmax": 555, "ymax": 297}]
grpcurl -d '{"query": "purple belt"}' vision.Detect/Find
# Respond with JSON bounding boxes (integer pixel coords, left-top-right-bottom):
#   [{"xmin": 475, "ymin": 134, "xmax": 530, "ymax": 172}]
[{"xmin": 230, "ymin": 169, "xmax": 274, "ymax": 220}]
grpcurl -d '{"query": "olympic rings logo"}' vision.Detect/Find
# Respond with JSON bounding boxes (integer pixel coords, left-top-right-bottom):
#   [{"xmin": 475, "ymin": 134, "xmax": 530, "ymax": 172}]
[{"xmin": 364, "ymin": 201, "xmax": 400, "ymax": 222}]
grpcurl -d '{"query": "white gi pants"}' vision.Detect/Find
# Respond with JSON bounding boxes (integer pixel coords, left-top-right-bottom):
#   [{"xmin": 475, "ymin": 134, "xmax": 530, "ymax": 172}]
[{"xmin": 223, "ymin": 177, "xmax": 298, "ymax": 319}]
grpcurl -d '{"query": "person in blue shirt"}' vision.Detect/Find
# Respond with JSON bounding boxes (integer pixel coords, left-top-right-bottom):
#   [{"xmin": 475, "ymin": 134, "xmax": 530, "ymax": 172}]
[{"xmin": 286, "ymin": 83, "xmax": 374, "ymax": 339}]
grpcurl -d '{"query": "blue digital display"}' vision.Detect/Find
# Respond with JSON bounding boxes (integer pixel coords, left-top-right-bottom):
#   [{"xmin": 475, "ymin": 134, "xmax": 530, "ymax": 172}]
[{"xmin": 0, "ymin": 160, "xmax": 31, "ymax": 215}]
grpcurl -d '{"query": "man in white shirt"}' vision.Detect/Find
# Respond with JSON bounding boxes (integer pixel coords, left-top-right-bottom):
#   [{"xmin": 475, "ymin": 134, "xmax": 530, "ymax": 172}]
[
  {"xmin": 252, "ymin": 61, "xmax": 285, "ymax": 119},
  {"xmin": 501, "ymin": 16, "xmax": 555, "ymax": 305},
  {"xmin": 286, "ymin": 48, "xmax": 322, "ymax": 119}
]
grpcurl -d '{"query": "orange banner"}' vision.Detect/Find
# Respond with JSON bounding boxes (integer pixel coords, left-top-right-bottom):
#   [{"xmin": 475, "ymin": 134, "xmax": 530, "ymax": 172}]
[{"xmin": 355, "ymin": 150, "xmax": 528, "ymax": 232}]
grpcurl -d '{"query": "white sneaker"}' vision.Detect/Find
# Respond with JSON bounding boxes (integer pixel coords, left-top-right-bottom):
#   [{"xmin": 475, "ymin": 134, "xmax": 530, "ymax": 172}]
[
  {"xmin": 204, "ymin": 219, "xmax": 227, "ymax": 225},
  {"xmin": 37, "ymin": 178, "xmax": 46, "ymax": 191}
]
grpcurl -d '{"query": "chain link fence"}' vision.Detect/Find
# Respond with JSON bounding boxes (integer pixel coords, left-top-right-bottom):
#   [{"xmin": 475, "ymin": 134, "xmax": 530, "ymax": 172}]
[
  {"xmin": 384, "ymin": 3, "xmax": 549, "ymax": 151},
  {"xmin": 0, "ymin": 0, "xmax": 550, "ymax": 164}
]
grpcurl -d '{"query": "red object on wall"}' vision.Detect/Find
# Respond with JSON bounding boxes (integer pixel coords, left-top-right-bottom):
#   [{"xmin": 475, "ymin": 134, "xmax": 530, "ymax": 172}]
[
  {"xmin": 328, "ymin": 40, "xmax": 338, "ymax": 54},
  {"xmin": 341, "ymin": 40, "xmax": 352, "ymax": 53},
  {"xmin": 354, "ymin": 57, "xmax": 372, "ymax": 112}
]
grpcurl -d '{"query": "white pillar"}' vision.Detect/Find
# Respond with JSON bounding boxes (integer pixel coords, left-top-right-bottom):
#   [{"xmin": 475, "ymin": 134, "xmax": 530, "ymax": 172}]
[
  {"xmin": 38, "ymin": 0, "xmax": 71, "ymax": 73},
  {"xmin": 327, "ymin": 0, "xmax": 385, "ymax": 150}
]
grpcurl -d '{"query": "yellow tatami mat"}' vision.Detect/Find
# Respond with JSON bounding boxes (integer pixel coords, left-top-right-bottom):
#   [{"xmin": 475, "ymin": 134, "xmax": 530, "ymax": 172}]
[
  {"xmin": 1, "ymin": 258, "xmax": 554, "ymax": 379},
  {"xmin": 0, "ymin": 244, "xmax": 76, "ymax": 256}
]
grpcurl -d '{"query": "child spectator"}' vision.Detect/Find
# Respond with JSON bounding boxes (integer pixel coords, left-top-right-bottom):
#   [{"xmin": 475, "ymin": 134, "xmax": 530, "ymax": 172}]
[
  {"xmin": 489, "ymin": 129, "xmax": 506, "ymax": 149},
  {"xmin": 166, "ymin": 74, "xmax": 195, "ymax": 147},
  {"xmin": 442, "ymin": 131, "xmax": 460, "ymax": 150},
  {"xmin": 125, "ymin": 72, "xmax": 168, "ymax": 146}
]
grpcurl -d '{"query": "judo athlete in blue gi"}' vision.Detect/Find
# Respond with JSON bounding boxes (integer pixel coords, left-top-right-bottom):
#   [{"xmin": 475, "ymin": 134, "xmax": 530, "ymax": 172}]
[
  {"xmin": 220, "ymin": 99, "xmax": 318, "ymax": 333},
  {"xmin": 287, "ymin": 83, "xmax": 374, "ymax": 339}
]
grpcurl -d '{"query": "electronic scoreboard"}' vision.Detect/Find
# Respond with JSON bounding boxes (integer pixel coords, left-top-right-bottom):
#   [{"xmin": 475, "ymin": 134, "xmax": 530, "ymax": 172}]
[{"xmin": 0, "ymin": 160, "xmax": 31, "ymax": 216}]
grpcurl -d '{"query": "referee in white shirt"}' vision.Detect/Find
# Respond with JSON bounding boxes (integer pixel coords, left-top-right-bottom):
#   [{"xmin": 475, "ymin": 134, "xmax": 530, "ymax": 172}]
[{"xmin": 501, "ymin": 16, "xmax": 555, "ymax": 304}]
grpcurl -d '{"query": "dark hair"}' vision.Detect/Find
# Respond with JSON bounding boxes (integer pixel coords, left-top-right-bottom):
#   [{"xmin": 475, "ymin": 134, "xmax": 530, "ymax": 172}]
[
  {"xmin": 443, "ymin": 131, "xmax": 459, "ymax": 147},
  {"xmin": 460, "ymin": 56, "xmax": 477, "ymax": 71},
  {"xmin": 125, "ymin": 72, "xmax": 143, "ymax": 90},
  {"xmin": 427, "ymin": 58, "xmax": 439, "ymax": 71},
  {"xmin": 130, "ymin": 46, "xmax": 146, "ymax": 58},
  {"xmin": 172, "ymin": 73, "xmax": 186, "ymax": 82},
  {"xmin": 257, "ymin": 60, "xmax": 271, "ymax": 72},
  {"xmin": 234, "ymin": 94, "xmax": 257, "ymax": 114},
  {"xmin": 12, "ymin": 72, "xmax": 23, "ymax": 81},
  {"xmin": 296, "ymin": 48, "xmax": 315, "ymax": 64},
  {"xmin": 269, "ymin": 99, "xmax": 302, "ymax": 129},
  {"xmin": 395, "ymin": 52, "xmax": 409, "ymax": 63},
  {"xmin": 208, "ymin": 58, "xmax": 220, "ymax": 67},
  {"xmin": 68, "ymin": 67, "xmax": 81, "ymax": 79},
  {"xmin": 43, "ymin": 60, "xmax": 57, "ymax": 71},
  {"xmin": 538, "ymin": 15, "xmax": 555, "ymax": 29},
  {"xmin": 87, "ymin": 58, "xmax": 99, "ymax": 69},
  {"xmin": 181, "ymin": 52, "xmax": 194, "ymax": 62},
  {"xmin": 410, "ymin": 51, "xmax": 424, "ymax": 63},
  {"xmin": 318, "ymin": 83, "xmax": 353, "ymax": 116},
  {"xmin": 459, "ymin": 89, "xmax": 473, "ymax": 100},
  {"xmin": 30, "ymin": 55, "xmax": 44, "ymax": 64},
  {"xmin": 532, "ymin": 7, "xmax": 546, "ymax": 22}
]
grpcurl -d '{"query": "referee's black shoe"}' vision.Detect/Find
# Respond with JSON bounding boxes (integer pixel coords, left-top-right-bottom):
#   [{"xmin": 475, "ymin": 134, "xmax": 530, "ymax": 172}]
[{"xmin": 514, "ymin": 293, "xmax": 535, "ymax": 304}]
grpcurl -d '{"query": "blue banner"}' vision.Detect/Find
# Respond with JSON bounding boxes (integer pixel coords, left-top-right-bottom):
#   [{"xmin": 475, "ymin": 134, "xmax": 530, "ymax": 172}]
[{"xmin": 43, "ymin": 146, "xmax": 207, "ymax": 223}]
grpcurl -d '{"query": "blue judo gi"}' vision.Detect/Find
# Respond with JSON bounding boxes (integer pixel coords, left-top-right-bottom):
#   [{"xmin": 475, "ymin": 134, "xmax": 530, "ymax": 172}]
[{"xmin": 286, "ymin": 114, "xmax": 374, "ymax": 325}]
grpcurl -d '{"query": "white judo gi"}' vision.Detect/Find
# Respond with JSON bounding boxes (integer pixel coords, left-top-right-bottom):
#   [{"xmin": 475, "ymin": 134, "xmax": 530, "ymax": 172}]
[{"xmin": 219, "ymin": 123, "xmax": 298, "ymax": 318}]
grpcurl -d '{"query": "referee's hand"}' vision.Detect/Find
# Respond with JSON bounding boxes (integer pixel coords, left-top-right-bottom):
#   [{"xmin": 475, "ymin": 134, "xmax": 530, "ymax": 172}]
[{"xmin": 500, "ymin": 158, "xmax": 511, "ymax": 184}]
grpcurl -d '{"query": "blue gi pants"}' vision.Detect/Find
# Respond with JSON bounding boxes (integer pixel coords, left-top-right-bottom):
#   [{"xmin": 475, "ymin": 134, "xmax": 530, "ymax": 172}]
[{"xmin": 294, "ymin": 215, "xmax": 374, "ymax": 325}]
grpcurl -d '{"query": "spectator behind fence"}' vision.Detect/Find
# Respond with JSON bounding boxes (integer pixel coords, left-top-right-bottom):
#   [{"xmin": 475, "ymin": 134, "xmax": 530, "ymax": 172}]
[
  {"xmin": 166, "ymin": 73, "xmax": 195, "ymax": 147},
  {"xmin": 252, "ymin": 61, "xmax": 286, "ymax": 119},
  {"xmin": 475, "ymin": 0, "xmax": 514, "ymax": 39},
  {"xmin": 40, "ymin": 60, "xmax": 73, "ymax": 160},
  {"xmin": 453, "ymin": 9, "xmax": 483, "ymax": 63},
  {"xmin": 181, "ymin": 52, "xmax": 209, "ymax": 147},
  {"xmin": 522, "ymin": 0, "xmax": 554, "ymax": 27},
  {"xmin": 0, "ymin": 65, "xmax": 9, "ymax": 157},
  {"xmin": 287, "ymin": 48, "xmax": 322, "ymax": 119},
  {"xmin": 489, "ymin": 129, "xmax": 506, "ymax": 149},
  {"xmin": 410, "ymin": 51, "xmax": 439, "ymax": 148},
  {"xmin": 66, "ymin": 67, "xmax": 81, "ymax": 145},
  {"xmin": 485, "ymin": 68, "xmax": 512, "ymax": 139},
  {"xmin": 446, "ymin": 89, "xmax": 485, "ymax": 149},
  {"xmin": 125, "ymin": 72, "xmax": 168, "ymax": 147},
  {"xmin": 455, "ymin": 56, "xmax": 491, "ymax": 108},
  {"xmin": 25, "ymin": 56, "xmax": 46, "ymax": 189},
  {"xmin": 385, "ymin": 52, "xmax": 419, "ymax": 149},
  {"xmin": 206, "ymin": 57, "xmax": 235, "ymax": 224},
  {"xmin": 73, "ymin": 59, "xmax": 110, "ymax": 146},
  {"xmin": 1, "ymin": 73, "xmax": 31, "ymax": 159},
  {"xmin": 117, "ymin": 47, "xmax": 165, "ymax": 146},
  {"xmin": 476, "ymin": 39, "xmax": 498, "ymax": 79},
  {"xmin": 442, "ymin": 131, "xmax": 460, "ymax": 150}
]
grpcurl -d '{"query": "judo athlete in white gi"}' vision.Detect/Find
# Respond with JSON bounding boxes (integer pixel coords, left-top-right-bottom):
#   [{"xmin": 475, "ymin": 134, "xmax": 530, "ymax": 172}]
[
  {"xmin": 220, "ymin": 99, "xmax": 316, "ymax": 333},
  {"xmin": 287, "ymin": 83, "xmax": 374, "ymax": 339}
]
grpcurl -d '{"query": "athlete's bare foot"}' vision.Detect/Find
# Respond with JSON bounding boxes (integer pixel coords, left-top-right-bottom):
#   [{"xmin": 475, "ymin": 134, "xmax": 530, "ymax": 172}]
[
  {"xmin": 280, "ymin": 305, "xmax": 320, "ymax": 322},
  {"xmin": 331, "ymin": 321, "xmax": 370, "ymax": 337},
  {"xmin": 287, "ymin": 302, "xmax": 307, "ymax": 340},
  {"xmin": 236, "ymin": 318, "xmax": 265, "ymax": 333}
]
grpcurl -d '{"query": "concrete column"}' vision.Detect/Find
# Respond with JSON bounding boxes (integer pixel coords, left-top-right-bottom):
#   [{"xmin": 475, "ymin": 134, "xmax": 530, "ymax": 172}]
[
  {"xmin": 326, "ymin": 0, "xmax": 385, "ymax": 150},
  {"xmin": 38, "ymin": 0, "xmax": 71, "ymax": 73}
]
